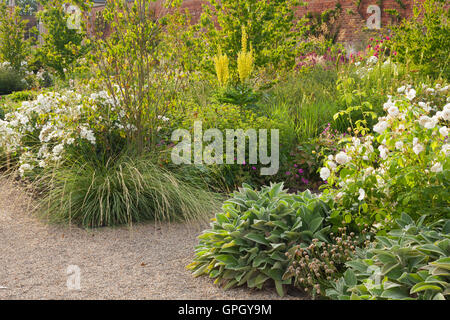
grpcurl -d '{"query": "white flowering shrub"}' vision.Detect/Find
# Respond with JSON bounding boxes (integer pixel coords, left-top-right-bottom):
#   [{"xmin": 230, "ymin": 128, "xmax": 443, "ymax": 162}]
[
  {"xmin": 0, "ymin": 89, "xmax": 132, "ymax": 177},
  {"xmin": 320, "ymin": 83, "xmax": 449, "ymax": 229}
]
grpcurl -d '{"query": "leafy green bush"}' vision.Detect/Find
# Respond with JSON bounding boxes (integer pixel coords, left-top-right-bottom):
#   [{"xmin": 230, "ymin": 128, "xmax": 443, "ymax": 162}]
[
  {"xmin": 38, "ymin": 0, "xmax": 89, "ymax": 78},
  {"xmin": 326, "ymin": 214, "xmax": 450, "ymax": 300},
  {"xmin": 0, "ymin": 3, "xmax": 31, "ymax": 71},
  {"xmin": 321, "ymin": 85, "xmax": 450, "ymax": 229},
  {"xmin": 187, "ymin": 183, "xmax": 332, "ymax": 296},
  {"xmin": 199, "ymin": 0, "xmax": 307, "ymax": 69},
  {"xmin": 387, "ymin": 0, "xmax": 450, "ymax": 80},
  {"xmin": 0, "ymin": 66, "xmax": 27, "ymax": 95},
  {"xmin": 37, "ymin": 152, "xmax": 222, "ymax": 228},
  {"xmin": 9, "ymin": 90, "xmax": 36, "ymax": 102}
]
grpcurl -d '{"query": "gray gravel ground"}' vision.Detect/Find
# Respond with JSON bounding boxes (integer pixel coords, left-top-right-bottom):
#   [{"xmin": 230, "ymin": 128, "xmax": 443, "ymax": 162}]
[{"xmin": 0, "ymin": 177, "xmax": 305, "ymax": 300}]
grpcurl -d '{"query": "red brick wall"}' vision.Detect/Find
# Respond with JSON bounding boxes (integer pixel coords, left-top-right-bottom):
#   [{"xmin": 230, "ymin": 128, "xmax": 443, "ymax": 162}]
[
  {"xmin": 169, "ymin": 0, "xmax": 424, "ymax": 45},
  {"xmin": 88, "ymin": 0, "xmax": 428, "ymax": 45},
  {"xmin": 295, "ymin": 0, "xmax": 421, "ymax": 43}
]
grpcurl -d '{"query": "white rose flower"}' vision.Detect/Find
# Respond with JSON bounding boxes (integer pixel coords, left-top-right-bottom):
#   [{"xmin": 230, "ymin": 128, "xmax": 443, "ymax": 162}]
[
  {"xmin": 442, "ymin": 144, "xmax": 450, "ymax": 156},
  {"xmin": 335, "ymin": 152, "xmax": 350, "ymax": 165},
  {"xmin": 430, "ymin": 162, "xmax": 443, "ymax": 173},
  {"xmin": 327, "ymin": 161, "xmax": 337, "ymax": 170},
  {"xmin": 320, "ymin": 167, "xmax": 331, "ymax": 181},
  {"xmin": 358, "ymin": 188, "xmax": 365, "ymax": 201},
  {"xmin": 387, "ymin": 106, "xmax": 399, "ymax": 117},
  {"xmin": 413, "ymin": 143, "xmax": 425, "ymax": 155},
  {"xmin": 405, "ymin": 88, "xmax": 416, "ymax": 100},
  {"xmin": 397, "ymin": 86, "xmax": 406, "ymax": 93},
  {"xmin": 373, "ymin": 121, "xmax": 389, "ymax": 134},
  {"xmin": 424, "ymin": 116, "xmax": 438, "ymax": 129},
  {"xmin": 378, "ymin": 145, "xmax": 389, "ymax": 160},
  {"xmin": 443, "ymin": 108, "xmax": 450, "ymax": 121},
  {"xmin": 364, "ymin": 167, "xmax": 374, "ymax": 176},
  {"xmin": 439, "ymin": 126, "xmax": 448, "ymax": 137},
  {"xmin": 395, "ymin": 140, "xmax": 404, "ymax": 150},
  {"xmin": 383, "ymin": 99, "xmax": 394, "ymax": 111}
]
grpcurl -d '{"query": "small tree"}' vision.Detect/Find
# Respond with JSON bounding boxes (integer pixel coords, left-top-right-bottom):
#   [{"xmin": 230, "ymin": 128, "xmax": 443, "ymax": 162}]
[
  {"xmin": 91, "ymin": 0, "xmax": 185, "ymax": 152},
  {"xmin": 37, "ymin": 0, "xmax": 89, "ymax": 79},
  {"xmin": 387, "ymin": 0, "xmax": 450, "ymax": 80},
  {"xmin": 0, "ymin": 3, "xmax": 30, "ymax": 70},
  {"xmin": 200, "ymin": 0, "xmax": 308, "ymax": 69}
]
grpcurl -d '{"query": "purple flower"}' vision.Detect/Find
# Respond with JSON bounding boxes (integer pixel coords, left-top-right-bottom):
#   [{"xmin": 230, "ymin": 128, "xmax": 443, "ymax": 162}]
[
  {"xmin": 286, "ymin": 171, "xmax": 291, "ymax": 176},
  {"xmin": 252, "ymin": 166, "xmax": 257, "ymax": 170},
  {"xmin": 298, "ymin": 169, "xmax": 304, "ymax": 174},
  {"xmin": 294, "ymin": 164, "xmax": 298, "ymax": 168},
  {"xmin": 302, "ymin": 178, "xmax": 309, "ymax": 184}
]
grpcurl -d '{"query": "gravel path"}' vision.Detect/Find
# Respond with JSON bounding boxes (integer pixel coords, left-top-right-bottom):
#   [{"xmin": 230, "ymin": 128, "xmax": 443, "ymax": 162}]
[{"xmin": 0, "ymin": 177, "xmax": 304, "ymax": 300}]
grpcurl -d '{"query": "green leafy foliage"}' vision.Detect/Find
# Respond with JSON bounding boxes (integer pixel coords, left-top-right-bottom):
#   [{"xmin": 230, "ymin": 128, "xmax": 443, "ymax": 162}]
[
  {"xmin": 326, "ymin": 214, "xmax": 450, "ymax": 300},
  {"xmin": 199, "ymin": 0, "xmax": 308, "ymax": 69},
  {"xmin": 187, "ymin": 183, "xmax": 332, "ymax": 296},
  {"xmin": 37, "ymin": 0, "xmax": 89, "ymax": 78},
  {"xmin": 387, "ymin": 0, "xmax": 450, "ymax": 80},
  {"xmin": 0, "ymin": 66, "xmax": 26, "ymax": 95},
  {"xmin": 8, "ymin": 90, "xmax": 35, "ymax": 102},
  {"xmin": 0, "ymin": 3, "xmax": 31, "ymax": 71},
  {"xmin": 284, "ymin": 225, "xmax": 373, "ymax": 298},
  {"xmin": 322, "ymin": 86, "xmax": 450, "ymax": 230},
  {"xmin": 91, "ymin": 0, "xmax": 187, "ymax": 153}
]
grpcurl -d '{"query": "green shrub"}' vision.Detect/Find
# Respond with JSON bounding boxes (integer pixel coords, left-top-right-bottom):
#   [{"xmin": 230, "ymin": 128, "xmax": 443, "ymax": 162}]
[
  {"xmin": 0, "ymin": 67, "xmax": 27, "ymax": 95},
  {"xmin": 9, "ymin": 90, "xmax": 36, "ymax": 102},
  {"xmin": 326, "ymin": 214, "xmax": 450, "ymax": 300},
  {"xmin": 387, "ymin": 0, "xmax": 450, "ymax": 80},
  {"xmin": 199, "ymin": 0, "xmax": 307, "ymax": 69},
  {"xmin": 187, "ymin": 183, "xmax": 332, "ymax": 296},
  {"xmin": 38, "ymin": 0, "xmax": 89, "ymax": 79},
  {"xmin": 37, "ymin": 152, "xmax": 222, "ymax": 228},
  {"xmin": 321, "ymin": 85, "xmax": 450, "ymax": 229},
  {"xmin": 0, "ymin": 3, "xmax": 31, "ymax": 71}
]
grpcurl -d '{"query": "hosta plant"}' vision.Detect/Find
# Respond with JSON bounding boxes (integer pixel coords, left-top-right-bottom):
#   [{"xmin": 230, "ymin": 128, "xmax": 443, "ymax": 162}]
[
  {"xmin": 187, "ymin": 183, "xmax": 332, "ymax": 296},
  {"xmin": 326, "ymin": 214, "xmax": 450, "ymax": 300}
]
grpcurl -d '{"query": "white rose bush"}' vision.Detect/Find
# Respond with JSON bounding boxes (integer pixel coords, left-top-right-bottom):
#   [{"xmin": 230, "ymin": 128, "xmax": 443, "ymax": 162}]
[
  {"xmin": 320, "ymin": 83, "xmax": 449, "ymax": 230},
  {"xmin": 0, "ymin": 89, "xmax": 132, "ymax": 178}
]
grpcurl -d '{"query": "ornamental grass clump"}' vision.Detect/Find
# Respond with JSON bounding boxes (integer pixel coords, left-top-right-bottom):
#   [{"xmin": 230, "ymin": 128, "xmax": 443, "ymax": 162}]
[
  {"xmin": 187, "ymin": 183, "xmax": 332, "ymax": 296},
  {"xmin": 36, "ymin": 152, "xmax": 222, "ymax": 228}
]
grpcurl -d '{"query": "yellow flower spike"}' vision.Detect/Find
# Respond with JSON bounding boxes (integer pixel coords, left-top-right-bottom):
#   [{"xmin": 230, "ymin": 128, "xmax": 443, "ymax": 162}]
[
  {"xmin": 237, "ymin": 27, "xmax": 254, "ymax": 83},
  {"xmin": 213, "ymin": 47, "xmax": 230, "ymax": 87}
]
